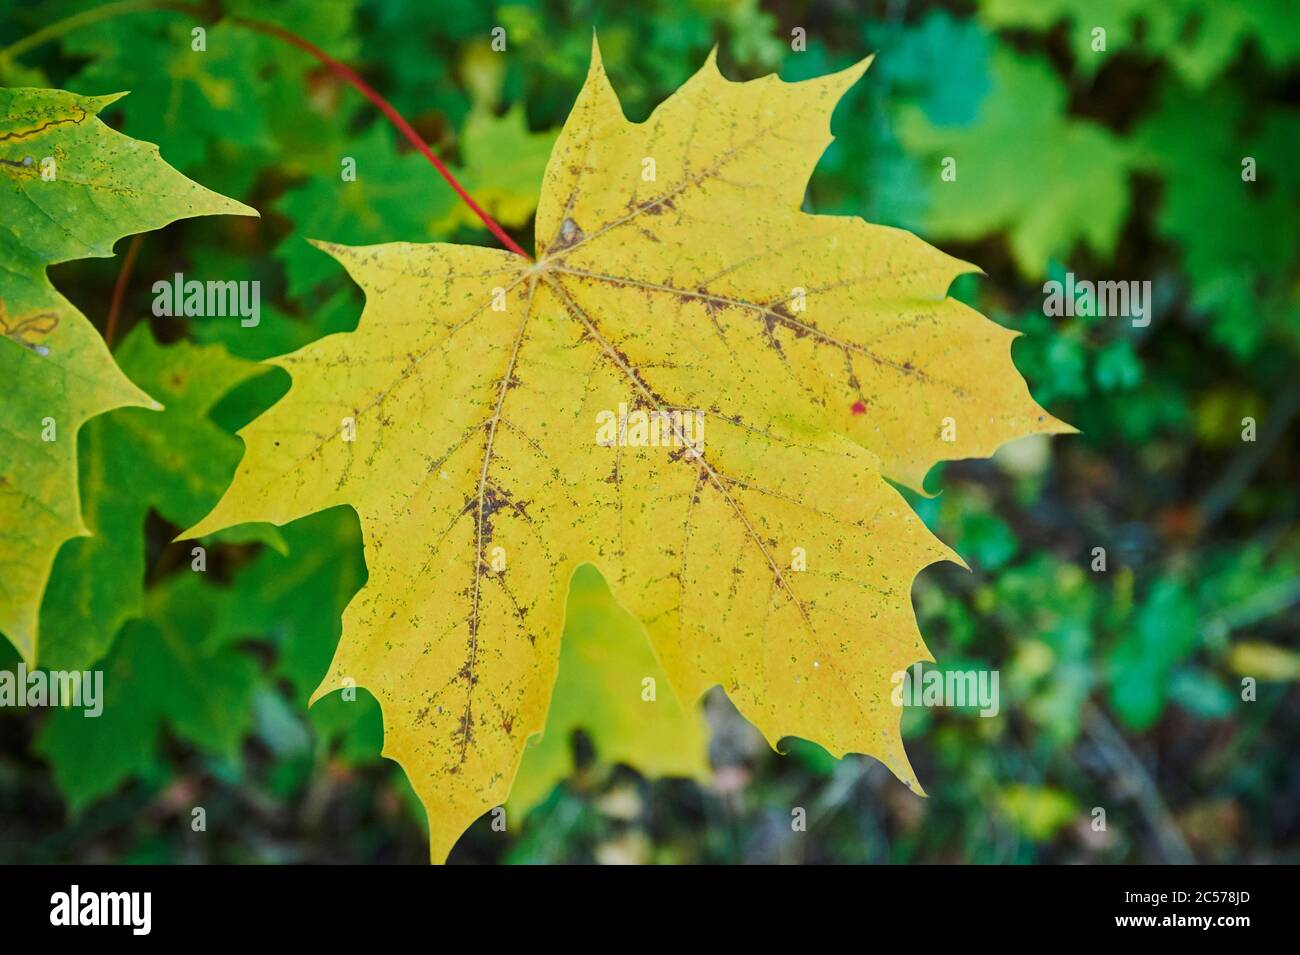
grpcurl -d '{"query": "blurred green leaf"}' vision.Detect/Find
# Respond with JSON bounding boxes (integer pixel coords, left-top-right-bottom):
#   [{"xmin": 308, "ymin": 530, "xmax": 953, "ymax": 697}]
[
  {"xmin": 897, "ymin": 49, "xmax": 1130, "ymax": 276},
  {"xmin": 1108, "ymin": 579, "xmax": 1199, "ymax": 729},
  {"xmin": 36, "ymin": 573, "xmax": 259, "ymax": 812}
]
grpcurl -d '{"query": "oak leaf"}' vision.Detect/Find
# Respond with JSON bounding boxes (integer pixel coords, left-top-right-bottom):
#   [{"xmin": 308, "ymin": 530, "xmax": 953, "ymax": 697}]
[{"xmin": 189, "ymin": 42, "xmax": 1070, "ymax": 861}]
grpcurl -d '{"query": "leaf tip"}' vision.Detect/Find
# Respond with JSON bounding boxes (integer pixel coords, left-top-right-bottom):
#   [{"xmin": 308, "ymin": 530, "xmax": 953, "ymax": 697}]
[
  {"xmin": 821, "ymin": 53, "xmax": 875, "ymax": 97},
  {"xmin": 91, "ymin": 90, "xmax": 130, "ymax": 112},
  {"xmin": 848, "ymin": 52, "xmax": 876, "ymax": 80}
]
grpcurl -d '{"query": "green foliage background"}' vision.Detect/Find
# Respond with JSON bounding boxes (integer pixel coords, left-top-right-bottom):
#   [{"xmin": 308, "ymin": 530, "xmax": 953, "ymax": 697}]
[{"xmin": 1, "ymin": 0, "xmax": 1297, "ymax": 863}]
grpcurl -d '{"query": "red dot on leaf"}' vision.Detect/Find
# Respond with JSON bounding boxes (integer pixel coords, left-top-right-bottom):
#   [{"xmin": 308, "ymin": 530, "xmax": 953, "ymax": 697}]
[{"xmin": 850, "ymin": 400, "xmax": 867, "ymax": 415}]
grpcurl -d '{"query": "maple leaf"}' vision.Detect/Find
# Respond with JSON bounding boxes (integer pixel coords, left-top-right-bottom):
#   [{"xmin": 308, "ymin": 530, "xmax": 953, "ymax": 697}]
[
  {"xmin": 0, "ymin": 87, "xmax": 255, "ymax": 664},
  {"xmin": 189, "ymin": 42, "xmax": 1070, "ymax": 861},
  {"xmin": 37, "ymin": 327, "xmax": 274, "ymax": 671},
  {"xmin": 63, "ymin": 15, "xmax": 275, "ymax": 175},
  {"xmin": 37, "ymin": 570, "xmax": 259, "ymax": 812},
  {"xmin": 896, "ymin": 49, "xmax": 1130, "ymax": 277}
]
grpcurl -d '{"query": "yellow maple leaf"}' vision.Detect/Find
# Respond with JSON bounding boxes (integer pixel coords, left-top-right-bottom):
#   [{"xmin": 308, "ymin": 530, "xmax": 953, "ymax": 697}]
[{"xmin": 187, "ymin": 41, "xmax": 1071, "ymax": 862}]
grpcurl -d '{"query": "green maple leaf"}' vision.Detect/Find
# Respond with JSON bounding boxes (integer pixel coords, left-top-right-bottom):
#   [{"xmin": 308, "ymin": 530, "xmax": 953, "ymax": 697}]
[
  {"xmin": 0, "ymin": 86, "xmax": 255, "ymax": 664},
  {"xmin": 35, "ymin": 570, "xmax": 260, "ymax": 813},
  {"xmin": 896, "ymin": 49, "xmax": 1130, "ymax": 276},
  {"xmin": 36, "ymin": 507, "xmax": 374, "ymax": 815},
  {"xmin": 1132, "ymin": 82, "xmax": 1300, "ymax": 358},
  {"xmin": 37, "ymin": 327, "xmax": 272, "ymax": 671},
  {"xmin": 63, "ymin": 15, "xmax": 274, "ymax": 173}
]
